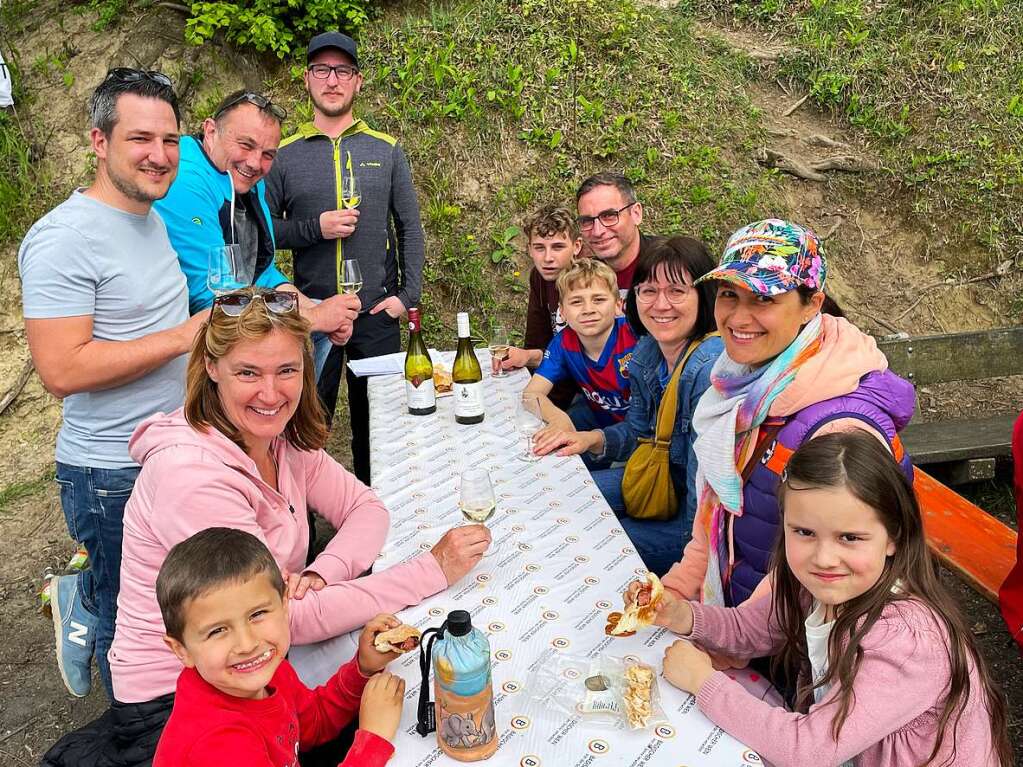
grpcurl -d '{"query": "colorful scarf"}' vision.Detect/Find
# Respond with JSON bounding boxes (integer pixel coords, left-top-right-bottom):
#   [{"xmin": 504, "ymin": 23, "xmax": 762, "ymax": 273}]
[{"xmin": 692, "ymin": 314, "xmax": 824, "ymax": 606}]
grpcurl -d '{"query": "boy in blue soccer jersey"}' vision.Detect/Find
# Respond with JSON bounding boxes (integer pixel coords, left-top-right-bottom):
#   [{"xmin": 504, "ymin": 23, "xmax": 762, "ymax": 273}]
[{"xmin": 524, "ymin": 258, "xmax": 637, "ymax": 464}]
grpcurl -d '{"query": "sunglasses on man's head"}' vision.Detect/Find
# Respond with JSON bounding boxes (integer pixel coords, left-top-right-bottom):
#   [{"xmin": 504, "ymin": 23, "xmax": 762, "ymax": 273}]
[
  {"xmin": 211, "ymin": 290, "xmax": 298, "ymax": 318},
  {"xmin": 214, "ymin": 91, "xmax": 287, "ymax": 122},
  {"xmin": 104, "ymin": 68, "xmax": 173, "ymax": 88}
]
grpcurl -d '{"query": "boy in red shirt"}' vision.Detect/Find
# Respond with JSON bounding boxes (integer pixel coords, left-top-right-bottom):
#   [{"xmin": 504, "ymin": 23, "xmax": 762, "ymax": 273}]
[{"xmin": 153, "ymin": 527, "xmax": 406, "ymax": 766}]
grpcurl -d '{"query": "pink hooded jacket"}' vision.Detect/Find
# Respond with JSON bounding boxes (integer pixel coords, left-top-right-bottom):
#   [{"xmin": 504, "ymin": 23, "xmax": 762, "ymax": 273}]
[
  {"xmin": 109, "ymin": 409, "xmax": 447, "ymax": 703},
  {"xmin": 662, "ymin": 315, "xmax": 893, "ymax": 604}
]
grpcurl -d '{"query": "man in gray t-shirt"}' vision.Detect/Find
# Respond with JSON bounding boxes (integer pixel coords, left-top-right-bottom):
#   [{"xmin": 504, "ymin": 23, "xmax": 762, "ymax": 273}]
[{"xmin": 18, "ymin": 70, "xmax": 205, "ymax": 700}]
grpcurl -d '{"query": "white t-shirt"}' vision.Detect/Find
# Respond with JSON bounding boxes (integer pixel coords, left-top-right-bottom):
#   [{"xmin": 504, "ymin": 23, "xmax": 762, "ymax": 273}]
[
  {"xmin": 18, "ymin": 191, "xmax": 190, "ymax": 467},
  {"xmin": 805, "ymin": 602, "xmax": 854, "ymax": 767}
]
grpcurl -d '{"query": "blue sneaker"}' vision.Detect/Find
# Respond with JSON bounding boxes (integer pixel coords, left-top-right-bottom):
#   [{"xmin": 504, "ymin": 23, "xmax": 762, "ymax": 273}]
[{"xmin": 50, "ymin": 574, "xmax": 96, "ymax": 697}]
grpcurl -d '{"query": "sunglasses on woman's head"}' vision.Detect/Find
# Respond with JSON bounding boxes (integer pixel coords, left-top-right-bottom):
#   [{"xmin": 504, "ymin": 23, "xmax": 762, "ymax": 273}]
[{"xmin": 210, "ymin": 290, "xmax": 298, "ymax": 319}]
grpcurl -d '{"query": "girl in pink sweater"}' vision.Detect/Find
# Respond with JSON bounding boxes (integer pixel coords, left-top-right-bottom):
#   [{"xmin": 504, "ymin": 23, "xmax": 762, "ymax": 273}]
[{"xmin": 652, "ymin": 431, "xmax": 1011, "ymax": 766}]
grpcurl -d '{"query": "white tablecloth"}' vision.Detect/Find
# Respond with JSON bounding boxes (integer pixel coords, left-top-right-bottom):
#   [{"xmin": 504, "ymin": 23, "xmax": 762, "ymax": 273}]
[{"xmin": 293, "ymin": 352, "xmax": 766, "ymax": 767}]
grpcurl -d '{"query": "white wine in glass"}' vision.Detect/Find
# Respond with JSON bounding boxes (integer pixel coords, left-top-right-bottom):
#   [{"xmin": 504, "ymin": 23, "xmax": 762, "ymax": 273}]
[
  {"xmin": 339, "ymin": 260, "xmax": 362, "ymax": 295},
  {"xmin": 459, "ymin": 468, "xmax": 498, "ymax": 556},
  {"xmin": 341, "ymin": 172, "xmax": 361, "ymax": 210},
  {"xmin": 489, "ymin": 325, "xmax": 510, "ymax": 378}
]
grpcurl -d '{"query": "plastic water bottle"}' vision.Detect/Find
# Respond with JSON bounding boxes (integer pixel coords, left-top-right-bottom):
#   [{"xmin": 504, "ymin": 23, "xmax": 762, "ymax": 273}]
[{"xmin": 422, "ymin": 610, "xmax": 497, "ymax": 761}]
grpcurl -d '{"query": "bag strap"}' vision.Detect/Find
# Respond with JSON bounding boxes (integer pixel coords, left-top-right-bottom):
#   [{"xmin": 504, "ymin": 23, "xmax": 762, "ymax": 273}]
[
  {"xmin": 740, "ymin": 420, "xmax": 785, "ymax": 483},
  {"xmin": 652, "ymin": 332, "xmax": 719, "ymax": 444}
]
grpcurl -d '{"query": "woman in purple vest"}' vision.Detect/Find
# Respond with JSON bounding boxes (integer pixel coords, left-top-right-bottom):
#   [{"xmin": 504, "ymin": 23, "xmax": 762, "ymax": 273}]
[{"xmin": 660, "ymin": 219, "xmax": 915, "ymax": 609}]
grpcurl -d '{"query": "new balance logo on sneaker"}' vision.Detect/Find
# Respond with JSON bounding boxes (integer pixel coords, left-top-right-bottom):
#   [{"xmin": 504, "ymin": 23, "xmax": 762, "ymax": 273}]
[
  {"xmin": 67, "ymin": 620, "xmax": 90, "ymax": 647},
  {"xmin": 50, "ymin": 574, "xmax": 97, "ymax": 697}
]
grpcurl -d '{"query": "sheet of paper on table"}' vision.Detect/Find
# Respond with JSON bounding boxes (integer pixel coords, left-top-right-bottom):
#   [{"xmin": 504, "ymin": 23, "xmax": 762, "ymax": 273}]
[
  {"xmin": 291, "ymin": 360, "xmax": 771, "ymax": 767},
  {"xmin": 347, "ymin": 349, "xmax": 442, "ymax": 377}
]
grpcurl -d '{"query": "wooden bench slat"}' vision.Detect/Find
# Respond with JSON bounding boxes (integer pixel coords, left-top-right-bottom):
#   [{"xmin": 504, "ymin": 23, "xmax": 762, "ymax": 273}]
[
  {"xmin": 879, "ymin": 327, "xmax": 1023, "ymax": 386},
  {"xmin": 900, "ymin": 414, "xmax": 1015, "ymax": 464},
  {"xmin": 915, "ymin": 467, "xmax": 1017, "ymax": 602}
]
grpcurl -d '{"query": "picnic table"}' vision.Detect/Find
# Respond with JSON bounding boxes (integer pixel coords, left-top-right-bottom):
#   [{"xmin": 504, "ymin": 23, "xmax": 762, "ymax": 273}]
[{"xmin": 291, "ymin": 351, "xmax": 768, "ymax": 767}]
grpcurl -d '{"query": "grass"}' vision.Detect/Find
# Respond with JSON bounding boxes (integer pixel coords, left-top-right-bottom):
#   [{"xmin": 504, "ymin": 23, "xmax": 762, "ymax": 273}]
[
  {"xmin": 689, "ymin": 0, "xmax": 1023, "ymax": 276},
  {"xmin": 306, "ymin": 0, "xmax": 785, "ymax": 345},
  {"xmin": 0, "ymin": 472, "xmax": 54, "ymax": 515}
]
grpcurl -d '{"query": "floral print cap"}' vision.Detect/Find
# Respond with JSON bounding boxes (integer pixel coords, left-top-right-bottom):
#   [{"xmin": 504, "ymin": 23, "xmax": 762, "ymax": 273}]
[{"xmin": 695, "ymin": 218, "xmax": 827, "ymax": 296}]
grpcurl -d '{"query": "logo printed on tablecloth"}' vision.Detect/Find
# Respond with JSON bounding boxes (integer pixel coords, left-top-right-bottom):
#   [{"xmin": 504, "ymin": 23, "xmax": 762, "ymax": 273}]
[
  {"xmin": 494, "ymin": 649, "xmax": 512, "ymax": 661},
  {"xmin": 551, "ymin": 637, "xmax": 570, "ymax": 649},
  {"xmin": 584, "ymin": 576, "xmax": 599, "ymax": 585},
  {"xmin": 482, "ymin": 596, "xmax": 497, "ymax": 606},
  {"xmin": 488, "ymin": 621, "xmax": 506, "ymax": 632},
  {"xmin": 520, "ymin": 755, "xmax": 541, "ymax": 767},
  {"xmin": 588, "ymin": 739, "xmax": 610, "ymax": 754},
  {"xmin": 525, "ymin": 563, "xmax": 541, "ymax": 573},
  {"xmin": 533, "ymin": 585, "xmax": 549, "ymax": 595},
  {"xmin": 510, "ymin": 715, "xmax": 530, "ymax": 731},
  {"xmin": 566, "ymin": 535, "xmax": 580, "ymax": 544},
  {"xmin": 654, "ymin": 724, "xmax": 676, "ymax": 740},
  {"xmin": 502, "ymin": 681, "xmax": 522, "ymax": 694},
  {"xmin": 541, "ymin": 610, "xmax": 559, "ymax": 621},
  {"xmin": 595, "ymin": 600, "xmax": 612, "ymax": 610},
  {"xmin": 428, "ymin": 607, "xmax": 445, "ymax": 617},
  {"xmin": 575, "ymin": 555, "xmax": 590, "ymax": 564},
  {"xmin": 476, "ymin": 573, "xmax": 492, "ymax": 584},
  {"xmin": 742, "ymin": 751, "xmax": 763, "ymax": 764}
]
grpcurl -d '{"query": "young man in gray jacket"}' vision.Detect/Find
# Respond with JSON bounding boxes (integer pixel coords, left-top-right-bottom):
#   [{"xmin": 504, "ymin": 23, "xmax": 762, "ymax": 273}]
[{"xmin": 266, "ymin": 31, "xmax": 425, "ymax": 484}]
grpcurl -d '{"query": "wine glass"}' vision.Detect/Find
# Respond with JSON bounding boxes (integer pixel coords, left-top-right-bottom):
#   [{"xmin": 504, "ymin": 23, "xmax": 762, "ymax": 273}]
[
  {"xmin": 207, "ymin": 243, "xmax": 254, "ymax": 296},
  {"xmin": 459, "ymin": 468, "xmax": 498, "ymax": 557},
  {"xmin": 516, "ymin": 394, "xmax": 545, "ymax": 462},
  {"xmin": 339, "ymin": 260, "xmax": 363, "ymax": 296},
  {"xmin": 489, "ymin": 325, "xmax": 510, "ymax": 378},
  {"xmin": 341, "ymin": 172, "xmax": 360, "ymax": 210}
]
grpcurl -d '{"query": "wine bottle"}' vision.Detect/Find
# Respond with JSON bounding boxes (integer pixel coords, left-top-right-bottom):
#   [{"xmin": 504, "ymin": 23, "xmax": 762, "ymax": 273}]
[
  {"xmin": 452, "ymin": 312, "xmax": 484, "ymax": 425},
  {"xmin": 405, "ymin": 308, "xmax": 436, "ymax": 416}
]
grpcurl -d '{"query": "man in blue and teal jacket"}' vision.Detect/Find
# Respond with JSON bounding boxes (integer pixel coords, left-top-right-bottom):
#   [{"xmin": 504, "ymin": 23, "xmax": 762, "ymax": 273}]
[{"xmin": 156, "ymin": 90, "xmax": 359, "ymax": 337}]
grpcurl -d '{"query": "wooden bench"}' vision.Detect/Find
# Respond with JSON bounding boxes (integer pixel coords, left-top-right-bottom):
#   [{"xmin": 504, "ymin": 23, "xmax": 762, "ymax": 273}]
[
  {"xmin": 878, "ymin": 327, "xmax": 1023, "ymax": 482},
  {"xmin": 877, "ymin": 327, "xmax": 1021, "ymax": 602}
]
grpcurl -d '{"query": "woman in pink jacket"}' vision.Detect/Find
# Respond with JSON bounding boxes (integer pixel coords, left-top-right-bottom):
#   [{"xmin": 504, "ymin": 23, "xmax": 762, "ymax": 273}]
[{"xmin": 109, "ymin": 288, "xmax": 488, "ymax": 714}]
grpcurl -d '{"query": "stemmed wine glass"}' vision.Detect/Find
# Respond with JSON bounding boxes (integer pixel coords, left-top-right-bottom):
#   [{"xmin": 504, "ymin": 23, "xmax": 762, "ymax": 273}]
[
  {"xmin": 339, "ymin": 260, "xmax": 363, "ymax": 296},
  {"xmin": 207, "ymin": 243, "xmax": 254, "ymax": 296},
  {"xmin": 341, "ymin": 172, "xmax": 360, "ymax": 210},
  {"xmin": 516, "ymin": 394, "xmax": 545, "ymax": 462},
  {"xmin": 489, "ymin": 326, "xmax": 510, "ymax": 378},
  {"xmin": 459, "ymin": 468, "xmax": 498, "ymax": 557}
]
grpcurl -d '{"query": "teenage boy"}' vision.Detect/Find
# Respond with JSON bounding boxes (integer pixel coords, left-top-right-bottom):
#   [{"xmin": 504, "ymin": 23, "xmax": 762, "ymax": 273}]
[
  {"xmin": 524, "ymin": 259, "xmax": 637, "ymax": 443},
  {"xmin": 495, "ymin": 205, "xmax": 580, "ymax": 406},
  {"xmin": 154, "ymin": 527, "xmax": 405, "ymax": 766}
]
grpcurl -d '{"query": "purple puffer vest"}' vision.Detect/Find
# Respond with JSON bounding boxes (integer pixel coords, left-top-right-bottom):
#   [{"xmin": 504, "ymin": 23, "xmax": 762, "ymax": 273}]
[{"xmin": 725, "ymin": 369, "xmax": 916, "ymax": 607}]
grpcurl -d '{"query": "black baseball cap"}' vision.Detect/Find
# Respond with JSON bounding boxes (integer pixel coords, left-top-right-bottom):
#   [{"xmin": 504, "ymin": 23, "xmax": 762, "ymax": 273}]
[{"xmin": 306, "ymin": 32, "xmax": 359, "ymax": 67}]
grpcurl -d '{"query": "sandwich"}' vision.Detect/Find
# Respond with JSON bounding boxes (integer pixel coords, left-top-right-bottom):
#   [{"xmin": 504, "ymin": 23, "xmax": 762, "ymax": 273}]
[
  {"xmin": 606, "ymin": 572, "xmax": 663, "ymax": 637},
  {"xmin": 432, "ymin": 364, "xmax": 453, "ymax": 394},
  {"xmin": 374, "ymin": 624, "xmax": 422, "ymax": 654}
]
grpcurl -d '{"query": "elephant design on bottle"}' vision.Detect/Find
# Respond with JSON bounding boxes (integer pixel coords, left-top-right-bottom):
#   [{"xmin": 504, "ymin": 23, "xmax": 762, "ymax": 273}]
[{"xmin": 441, "ymin": 712, "xmax": 482, "ymax": 749}]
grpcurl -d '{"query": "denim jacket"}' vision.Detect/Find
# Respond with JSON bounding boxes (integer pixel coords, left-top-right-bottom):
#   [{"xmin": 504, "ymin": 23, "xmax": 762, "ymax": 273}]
[{"xmin": 600, "ymin": 333, "xmax": 724, "ymax": 527}]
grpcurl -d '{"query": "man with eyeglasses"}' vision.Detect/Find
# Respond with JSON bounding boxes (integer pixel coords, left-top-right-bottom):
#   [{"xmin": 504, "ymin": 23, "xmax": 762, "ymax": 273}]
[
  {"xmin": 266, "ymin": 31, "xmax": 425, "ymax": 484},
  {"xmin": 18, "ymin": 69, "xmax": 206, "ymax": 700},
  {"xmin": 154, "ymin": 89, "xmax": 360, "ymax": 342},
  {"xmin": 575, "ymin": 172, "xmax": 661, "ymax": 297}
]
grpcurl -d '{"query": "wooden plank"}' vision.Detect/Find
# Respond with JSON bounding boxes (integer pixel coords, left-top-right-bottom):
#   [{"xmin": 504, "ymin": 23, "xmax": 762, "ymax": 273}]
[
  {"xmin": 899, "ymin": 414, "xmax": 1015, "ymax": 464},
  {"xmin": 915, "ymin": 467, "xmax": 1017, "ymax": 602},
  {"xmin": 878, "ymin": 327, "xmax": 1023, "ymax": 386}
]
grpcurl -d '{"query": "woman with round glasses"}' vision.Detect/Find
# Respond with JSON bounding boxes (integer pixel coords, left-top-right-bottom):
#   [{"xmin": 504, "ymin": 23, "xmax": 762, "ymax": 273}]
[
  {"xmin": 109, "ymin": 287, "xmax": 490, "ymax": 714},
  {"xmin": 533, "ymin": 237, "xmax": 723, "ymax": 575}
]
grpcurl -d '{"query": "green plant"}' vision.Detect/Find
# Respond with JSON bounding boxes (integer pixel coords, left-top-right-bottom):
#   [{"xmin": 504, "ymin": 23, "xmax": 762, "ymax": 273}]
[
  {"xmin": 185, "ymin": 0, "xmax": 373, "ymax": 59},
  {"xmin": 489, "ymin": 225, "xmax": 521, "ymax": 264}
]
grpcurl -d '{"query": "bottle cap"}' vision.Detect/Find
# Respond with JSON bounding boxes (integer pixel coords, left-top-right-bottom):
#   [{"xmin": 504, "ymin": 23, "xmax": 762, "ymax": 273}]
[
  {"xmin": 456, "ymin": 312, "xmax": 470, "ymax": 338},
  {"xmin": 446, "ymin": 609, "xmax": 472, "ymax": 637}
]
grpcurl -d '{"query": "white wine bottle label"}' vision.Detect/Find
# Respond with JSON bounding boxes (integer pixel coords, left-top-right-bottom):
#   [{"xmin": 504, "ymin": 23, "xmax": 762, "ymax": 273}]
[
  {"xmin": 406, "ymin": 379, "xmax": 436, "ymax": 409},
  {"xmin": 453, "ymin": 382, "xmax": 484, "ymax": 417}
]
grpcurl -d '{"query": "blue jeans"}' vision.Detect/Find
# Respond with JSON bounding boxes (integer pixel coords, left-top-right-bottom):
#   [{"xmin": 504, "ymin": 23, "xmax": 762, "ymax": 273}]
[
  {"xmin": 55, "ymin": 462, "xmax": 140, "ymax": 699},
  {"xmin": 312, "ymin": 331, "xmax": 331, "ymax": 381},
  {"xmin": 591, "ymin": 465, "xmax": 687, "ymax": 577}
]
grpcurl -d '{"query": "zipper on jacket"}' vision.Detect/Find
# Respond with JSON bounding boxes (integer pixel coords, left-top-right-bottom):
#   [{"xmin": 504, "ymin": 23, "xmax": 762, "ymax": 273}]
[{"xmin": 333, "ymin": 136, "xmax": 344, "ymax": 295}]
